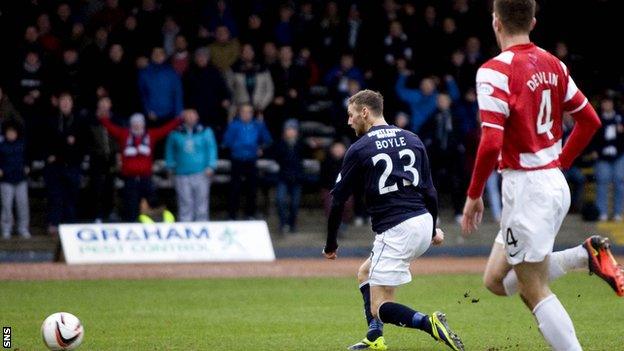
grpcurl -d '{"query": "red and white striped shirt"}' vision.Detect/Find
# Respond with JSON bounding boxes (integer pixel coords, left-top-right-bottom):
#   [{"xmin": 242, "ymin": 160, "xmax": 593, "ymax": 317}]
[
  {"xmin": 476, "ymin": 43, "xmax": 587, "ymax": 170},
  {"xmin": 467, "ymin": 43, "xmax": 600, "ymax": 198}
]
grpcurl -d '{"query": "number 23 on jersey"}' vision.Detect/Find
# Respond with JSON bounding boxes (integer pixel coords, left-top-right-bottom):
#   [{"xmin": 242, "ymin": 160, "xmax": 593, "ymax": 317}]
[{"xmin": 372, "ymin": 149, "xmax": 420, "ymax": 195}]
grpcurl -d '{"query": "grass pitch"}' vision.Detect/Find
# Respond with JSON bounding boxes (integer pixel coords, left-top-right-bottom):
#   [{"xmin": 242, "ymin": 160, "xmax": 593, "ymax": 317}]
[{"xmin": 1, "ymin": 272, "xmax": 622, "ymax": 350}]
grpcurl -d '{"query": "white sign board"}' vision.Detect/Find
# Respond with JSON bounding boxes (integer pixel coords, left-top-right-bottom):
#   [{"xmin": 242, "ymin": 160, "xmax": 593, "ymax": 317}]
[{"xmin": 59, "ymin": 221, "xmax": 275, "ymax": 264}]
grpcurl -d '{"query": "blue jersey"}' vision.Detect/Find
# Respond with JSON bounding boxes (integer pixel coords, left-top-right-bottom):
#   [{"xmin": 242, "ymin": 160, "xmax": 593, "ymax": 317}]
[{"xmin": 331, "ymin": 125, "xmax": 438, "ymax": 234}]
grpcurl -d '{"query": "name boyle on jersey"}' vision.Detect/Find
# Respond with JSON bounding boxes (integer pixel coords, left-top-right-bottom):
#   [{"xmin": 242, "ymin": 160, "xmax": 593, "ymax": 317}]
[{"xmin": 368, "ymin": 127, "xmax": 407, "ymax": 150}]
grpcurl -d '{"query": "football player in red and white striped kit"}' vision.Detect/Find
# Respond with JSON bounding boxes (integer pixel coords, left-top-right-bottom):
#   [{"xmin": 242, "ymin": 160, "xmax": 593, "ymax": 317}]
[{"xmin": 461, "ymin": 0, "xmax": 624, "ymax": 350}]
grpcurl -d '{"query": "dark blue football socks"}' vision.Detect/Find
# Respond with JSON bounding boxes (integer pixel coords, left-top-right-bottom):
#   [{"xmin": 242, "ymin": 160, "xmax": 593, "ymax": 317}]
[
  {"xmin": 360, "ymin": 282, "xmax": 384, "ymax": 340},
  {"xmin": 359, "ymin": 282, "xmax": 374, "ymax": 325},
  {"xmin": 378, "ymin": 302, "xmax": 432, "ymax": 334}
]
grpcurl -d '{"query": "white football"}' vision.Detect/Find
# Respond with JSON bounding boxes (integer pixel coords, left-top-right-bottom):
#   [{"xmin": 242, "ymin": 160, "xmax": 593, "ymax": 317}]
[{"xmin": 41, "ymin": 312, "xmax": 84, "ymax": 350}]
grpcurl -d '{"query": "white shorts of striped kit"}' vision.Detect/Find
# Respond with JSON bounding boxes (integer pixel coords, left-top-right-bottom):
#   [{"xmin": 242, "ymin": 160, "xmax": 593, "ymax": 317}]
[{"xmin": 494, "ymin": 168, "xmax": 570, "ymax": 265}]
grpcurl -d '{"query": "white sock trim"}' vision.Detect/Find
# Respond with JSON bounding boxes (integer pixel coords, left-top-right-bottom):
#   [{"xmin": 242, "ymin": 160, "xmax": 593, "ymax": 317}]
[
  {"xmin": 359, "ymin": 280, "xmax": 370, "ymax": 289},
  {"xmin": 532, "ymin": 294, "xmax": 556, "ymax": 315}
]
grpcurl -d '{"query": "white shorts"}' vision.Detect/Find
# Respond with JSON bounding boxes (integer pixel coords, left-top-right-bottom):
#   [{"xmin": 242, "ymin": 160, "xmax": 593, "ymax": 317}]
[
  {"xmin": 369, "ymin": 213, "xmax": 433, "ymax": 286},
  {"xmin": 494, "ymin": 168, "xmax": 571, "ymax": 265}
]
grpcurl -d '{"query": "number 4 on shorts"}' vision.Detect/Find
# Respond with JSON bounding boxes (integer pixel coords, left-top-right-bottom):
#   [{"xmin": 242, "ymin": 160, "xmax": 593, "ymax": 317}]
[{"xmin": 506, "ymin": 228, "xmax": 518, "ymax": 247}]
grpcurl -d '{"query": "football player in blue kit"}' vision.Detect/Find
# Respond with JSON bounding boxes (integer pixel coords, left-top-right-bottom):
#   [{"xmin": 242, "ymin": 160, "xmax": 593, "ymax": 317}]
[{"xmin": 323, "ymin": 90, "xmax": 464, "ymax": 351}]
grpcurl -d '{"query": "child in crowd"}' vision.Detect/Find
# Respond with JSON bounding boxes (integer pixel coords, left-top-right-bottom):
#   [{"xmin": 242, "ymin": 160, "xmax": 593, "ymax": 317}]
[{"xmin": 273, "ymin": 119, "xmax": 304, "ymax": 234}]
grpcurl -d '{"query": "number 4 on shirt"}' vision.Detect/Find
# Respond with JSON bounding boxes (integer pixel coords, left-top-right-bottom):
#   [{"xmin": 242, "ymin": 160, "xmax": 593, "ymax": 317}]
[{"xmin": 537, "ymin": 89, "xmax": 554, "ymax": 140}]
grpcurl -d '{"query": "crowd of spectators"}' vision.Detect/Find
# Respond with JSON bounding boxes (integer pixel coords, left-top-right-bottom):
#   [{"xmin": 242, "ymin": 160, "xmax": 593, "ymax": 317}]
[{"xmin": 0, "ymin": 0, "xmax": 623, "ymax": 237}]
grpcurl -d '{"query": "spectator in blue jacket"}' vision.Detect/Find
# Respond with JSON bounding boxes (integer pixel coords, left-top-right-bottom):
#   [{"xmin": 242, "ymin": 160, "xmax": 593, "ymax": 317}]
[
  {"xmin": 395, "ymin": 63, "xmax": 460, "ymax": 133},
  {"xmin": 0, "ymin": 122, "xmax": 30, "ymax": 239},
  {"xmin": 222, "ymin": 103, "xmax": 273, "ymax": 219},
  {"xmin": 165, "ymin": 109, "xmax": 217, "ymax": 222},
  {"xmin": 138, "ymin": 47, "xmax": 183, "ymax": 124}
]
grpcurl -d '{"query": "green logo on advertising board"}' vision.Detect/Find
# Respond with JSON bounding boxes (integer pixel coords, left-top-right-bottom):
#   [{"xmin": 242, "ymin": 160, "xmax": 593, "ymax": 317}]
[{"xmin": 219, "ymin": 227, "xmax": 245, "ymax": 251}]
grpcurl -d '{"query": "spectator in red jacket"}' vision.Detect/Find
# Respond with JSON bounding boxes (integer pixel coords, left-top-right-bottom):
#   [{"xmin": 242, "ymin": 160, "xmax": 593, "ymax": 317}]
[{"xmin": 98, "ymin": 110, "xmax": 181, "ymax": 221}]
